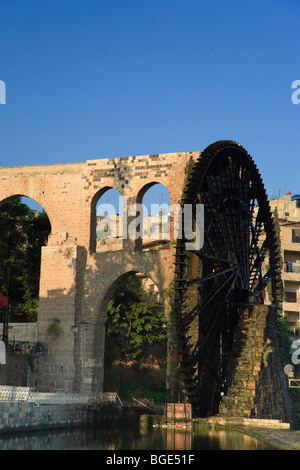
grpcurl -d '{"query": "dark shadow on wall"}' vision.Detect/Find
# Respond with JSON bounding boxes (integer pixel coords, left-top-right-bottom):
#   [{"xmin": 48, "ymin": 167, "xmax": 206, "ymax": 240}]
[
  {"xmin": 30, "ymin": 235, "xmax": 175, "ymax": 399},
  {"xmin": 101, "ymin": 272, "xmax": 167, "ymax": 403},
  {"xmin": 80, "ymin": 240, "xmax": 175, "ymax": 398}
]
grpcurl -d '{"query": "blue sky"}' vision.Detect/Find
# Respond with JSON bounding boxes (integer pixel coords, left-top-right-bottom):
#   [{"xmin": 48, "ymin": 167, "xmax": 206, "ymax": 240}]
[{"xmin": 1, "ymin": 0, "xmax": 300, "ymax": 208}]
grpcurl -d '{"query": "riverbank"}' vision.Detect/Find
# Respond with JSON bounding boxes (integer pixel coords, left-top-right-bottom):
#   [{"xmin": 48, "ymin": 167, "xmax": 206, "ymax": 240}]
[
  {"xmin": 141, "ymin": 414, "xmax": 300, "ymax": 450},
  {"xmin": 0, "ymin": 401, "xmax": 122, "ymax": 435},
  {"xmin": 237, "ymin": 426, "xmax": 300, "ymax": 450},
  {"xmin": 200, "ymin": 416, "xmax": 300, "ymax": 450},
  {"xmin": 0, "ymin": 389, "xmax": 299, "ymax": 450},
  {"xmin": 0, "ymin": 406, "xmax": 298, "ymax": 450}
]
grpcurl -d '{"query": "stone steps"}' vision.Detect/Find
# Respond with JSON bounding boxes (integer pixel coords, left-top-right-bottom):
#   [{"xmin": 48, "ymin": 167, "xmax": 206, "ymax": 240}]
[{"xmin": 205, "ymin": 416, "xmax": 291, "ymax": 429}]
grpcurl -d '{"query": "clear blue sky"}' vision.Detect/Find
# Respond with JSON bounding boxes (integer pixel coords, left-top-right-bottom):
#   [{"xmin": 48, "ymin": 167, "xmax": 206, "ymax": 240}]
[{"xmin": 1, "ymin": 0, "xmax": 300, "ymax": 204}]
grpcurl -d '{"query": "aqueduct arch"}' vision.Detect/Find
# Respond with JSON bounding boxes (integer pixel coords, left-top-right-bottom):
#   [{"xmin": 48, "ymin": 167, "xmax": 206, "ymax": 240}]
[
  {"xmin": 92, "ymin": 269, "xmax": 165, "ymax": 394},
  {"xmin": 90, "ymin": 186, "xmax": 124, "ymax": 252},
  {"xmin": 0, "ymin": 153, "xmax": 194, "ymax": 398},
  {"xmin": 0, "ymin": 144, "xmax": 296, "ymax": 424},
  {"xmin": 0, "ymin": 194, "xmax": 53, "ymax": 231}
]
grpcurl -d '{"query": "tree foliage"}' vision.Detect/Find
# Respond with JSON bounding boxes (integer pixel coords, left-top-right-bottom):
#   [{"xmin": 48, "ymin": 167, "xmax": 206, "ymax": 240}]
[
  {"xmin": 105, "ymin": 276, "xmax": 166, "ymax": 362},
  {"xmin": 0, "ymin": 197, "xmax": 51, "ymax": 320}
]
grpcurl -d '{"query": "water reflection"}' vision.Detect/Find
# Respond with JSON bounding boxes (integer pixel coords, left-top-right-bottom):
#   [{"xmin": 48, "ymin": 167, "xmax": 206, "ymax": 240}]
[
  {"xmin": 0, "ymin": 424, "xmax": 274, "ymax": 450},
  {"xmin": 138, "ymin": 425, "xmax": 273, "ymax": 451}
]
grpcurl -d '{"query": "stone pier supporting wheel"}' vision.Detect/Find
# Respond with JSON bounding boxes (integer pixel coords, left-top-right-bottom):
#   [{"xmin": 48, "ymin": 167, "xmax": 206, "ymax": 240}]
[{"xmin": 174, "ymin": 141, "xmax": 282, "ymax": 417}]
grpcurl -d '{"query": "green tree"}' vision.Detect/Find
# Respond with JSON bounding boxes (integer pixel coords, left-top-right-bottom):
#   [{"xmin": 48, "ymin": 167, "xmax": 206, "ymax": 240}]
[
  {"xmin": 0, "ymin": 197, "xmax": 51, "ymax": 320},
  {"xmin": 105, "ymin": 276, "xmax": 166, "ymax": 361},
  {"xmin": 105, "ymin": 299, "xmax": 129, "ymax": 365}
]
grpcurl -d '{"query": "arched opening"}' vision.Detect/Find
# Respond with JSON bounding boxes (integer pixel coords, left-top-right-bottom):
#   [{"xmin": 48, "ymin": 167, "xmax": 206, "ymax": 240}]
[
  {"xmin": 90, "ymin": 188, "xmax": 123, "ymax": 252},
  {"xmin": 135, "ymin": 183, "xmax": 171, "ymax": 251},
  {"xmin": 102, "ymin": 272, "xmax": 167, "ymax": 405},
  {"xmin": 0, "ymin": 195, "xmax": 51, "ymax": 386}
]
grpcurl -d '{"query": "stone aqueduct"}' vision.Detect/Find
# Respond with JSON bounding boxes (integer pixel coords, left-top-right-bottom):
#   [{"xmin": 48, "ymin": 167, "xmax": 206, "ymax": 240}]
[
  {"xmin": 0, "ymin": 144, "xmax": 297, "ymax": 426},
  {"xmin": 0, "ymin": 150, "xmax": 195, "ymax": 398}
]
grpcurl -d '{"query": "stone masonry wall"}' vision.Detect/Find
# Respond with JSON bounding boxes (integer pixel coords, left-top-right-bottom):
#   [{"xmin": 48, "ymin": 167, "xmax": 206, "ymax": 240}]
[
  {"xmin": 255, "ymin": 305, "xmax": 298, "ymax": 428},
  {"xmin": 0, "ymin": 401, "xmax": 118, "ymax": 433},
  {"xmin": 0, "ymin": 353, "xmax": 36, "ymax": 388},
  {"xmin": 219, "ymin": 304, "xmax": 298, "ymax": 427},
  {"xmin": 219, "ymin": 304, "xmax": 268, "ymax": 418},
  {"xmin": 0, "ymin": 323, "xmax": 38, "ymax": 343},
  {"xmin": 0, "ymin": 152, "xmax": 197, "ymax": 396}
]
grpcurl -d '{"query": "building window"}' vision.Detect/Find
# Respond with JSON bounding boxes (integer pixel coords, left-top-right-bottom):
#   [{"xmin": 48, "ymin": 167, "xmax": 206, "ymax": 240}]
[
  {"xmin": 285, "ymin": 291, "xmax": 297, "ymax": 303},
  {"xmin": 292, "ymin": 229, "xmax": 300, "ymax": 243}
]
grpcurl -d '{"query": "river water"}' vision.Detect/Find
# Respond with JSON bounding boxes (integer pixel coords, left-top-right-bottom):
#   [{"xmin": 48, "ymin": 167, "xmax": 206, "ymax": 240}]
[{"xmin": 0, "ymin": 423, "xmax": 275, "ymax": 450}]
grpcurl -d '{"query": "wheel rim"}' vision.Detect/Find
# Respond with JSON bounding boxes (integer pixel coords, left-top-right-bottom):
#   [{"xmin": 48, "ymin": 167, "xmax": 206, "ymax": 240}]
[{"xmin": 174, "ymin": 141, "xmax": 282, "ymax": 416}]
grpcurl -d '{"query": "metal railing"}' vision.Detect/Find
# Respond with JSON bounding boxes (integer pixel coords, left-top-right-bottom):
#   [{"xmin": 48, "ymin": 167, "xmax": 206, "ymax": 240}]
[{"xmin": 0, "ymin": 386, "xmax": 123, "ymax": 406}]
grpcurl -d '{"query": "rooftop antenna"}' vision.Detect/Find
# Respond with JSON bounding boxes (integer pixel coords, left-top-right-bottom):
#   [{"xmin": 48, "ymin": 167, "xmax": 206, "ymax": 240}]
[
  {"xmin": 105, "ymin": 198, "xmax": 109, "ymax": 216},
  {"xmin": 159, "ymin": 194, "xmax": 165, "ymax": 216}
]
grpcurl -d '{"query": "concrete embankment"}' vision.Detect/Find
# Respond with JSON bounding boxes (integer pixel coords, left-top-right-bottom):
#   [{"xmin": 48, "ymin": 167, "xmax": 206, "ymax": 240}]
[
  {"xmin": 236, "ymin": 426, "xmax": 300, "ymax": 450},
  {"xmin": 0, "ymin": 401, "xmax": 121, "ymax": 434},
  {"xmin": 0, "ymin": 387, "xmax": 123, "ymax": 433}
]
